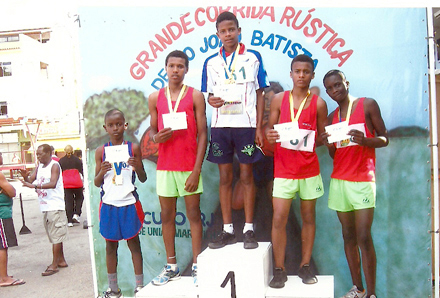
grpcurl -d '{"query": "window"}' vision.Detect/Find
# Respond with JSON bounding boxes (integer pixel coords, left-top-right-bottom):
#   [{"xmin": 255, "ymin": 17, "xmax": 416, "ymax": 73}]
[
  {"xmin": 0, "ymin": 35, "xmax": 19, "ymax": 43},
  {"xmin": 0, "ymin": 102, "xmax": 7, "ymax": 116},
  {"xmin": 0, "ymin": 62, "xmax": 12, "ymax": 77}
]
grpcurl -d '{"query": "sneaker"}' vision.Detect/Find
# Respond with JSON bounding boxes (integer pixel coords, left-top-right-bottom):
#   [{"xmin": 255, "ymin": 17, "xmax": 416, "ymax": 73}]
[
  {"xmin": 243, "ymin": 230, "xmax": 258, "ymax": 249},
  {"xmin": 298, "ymin": 264, "xmax": 318, "ymax": 284},
  {"xmin": 340, "ymin": 285, "xmax": 367, "ymax": 298},
  {"xmin": 269, "ymin": 268, "xmax": 287, "ymax": 288},
  {"xmin": 97, "ymin": 288, "xmax": 122, "ymax": 298},
  {"xmin": 134, "ymin": 285, "xmax": 143, "ymax": 297},
  {"xmin": 72, "ymin": 214, "xmax": 80, "ymax": 224},
  {"xmin": 191, "ymin": 265, "xmax": 198, "ymax": 287},
  {"xmin": 208, "ymin": 231, "xmax": 237, "ymax": 249},
  {"xmin": 151, "ymin": 265, "xmax": 181, "ymax": 286},
  {"xmin": 67, "ymin": 223, "xmax": 74, "ymax": 227}
]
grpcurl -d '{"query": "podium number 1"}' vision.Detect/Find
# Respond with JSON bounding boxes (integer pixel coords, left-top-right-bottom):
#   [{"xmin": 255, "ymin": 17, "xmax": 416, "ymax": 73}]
[{"xmin": 221, "ymin": 271, "xmax": 236, "ymax": 298}]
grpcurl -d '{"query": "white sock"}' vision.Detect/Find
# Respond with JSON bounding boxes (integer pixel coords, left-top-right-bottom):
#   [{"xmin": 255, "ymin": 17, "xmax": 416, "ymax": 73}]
[
  {"xmin": 243, "ymin": 223, "xmax": 254, "ymax": 233},
  {"xmin": 223, "ymin": 223, "xmax": 234, "ymax": 234},
  {"xmin": 192, "ymin": 263, "xmax": 197, "ymax": 270},
  {"xmin": 167, "ymin": 263, "xmax": 178, "ymax": 271}
]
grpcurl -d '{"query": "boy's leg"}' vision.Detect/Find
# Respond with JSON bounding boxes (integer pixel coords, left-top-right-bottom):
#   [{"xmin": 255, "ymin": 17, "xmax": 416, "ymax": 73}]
[
  {"xmin": 299, "ymin": 199, "xmax": 317, "ymax": 266},
  {"xmin": 218, "ymin": 163, "xmax": 233, "ymax": 225},
  {"xmin": 271, "ymin": 197, "xmax": 292, "ymax": 269},
  {"xmin": 184, "ymin": 194, "xmax": 202, "ymax": 263},
  {"xmin": 0, "ymin": 248, "xmax": 8, "ymax": 280},
  {"xmin": 354, "ymin": 208, "xmax": 376, "ymax": 296},
  {"xmin": 337, "ymin": 211, "xmax": 364, "ymax": 292},
  {"xmin": 239, "ymin": 163, "xmax": 255, "ymax": 224},
  {"xmin": 106, "ymin": 240, "xmax": 119, "ymax": 274},
  {"xmin": 159, "ymin": 196, "xmax": 178, "ymax": 264},
  {"xmin": 127, "ymin": 235, "xmax": 143, "ymax": 275}
]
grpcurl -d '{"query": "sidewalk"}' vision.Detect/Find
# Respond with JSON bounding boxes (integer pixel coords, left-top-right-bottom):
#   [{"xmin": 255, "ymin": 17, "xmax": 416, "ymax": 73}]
[{"xmin": 2, "ymin": 179, "xmax": 95, "ymax": 298}]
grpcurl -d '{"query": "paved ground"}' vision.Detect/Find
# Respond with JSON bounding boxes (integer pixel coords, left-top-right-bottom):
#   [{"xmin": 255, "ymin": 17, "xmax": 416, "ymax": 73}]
[{"xmin": 1, "ymin": 179, "xmax": 95, "ymax": 298}]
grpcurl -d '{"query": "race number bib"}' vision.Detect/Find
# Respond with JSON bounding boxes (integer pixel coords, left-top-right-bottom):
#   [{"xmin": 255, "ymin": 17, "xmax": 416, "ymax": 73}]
[
  {"xmin": 234, "ymin": 65, "xmax": 254, "ymax": 84},
  {"xmin": 336, "ymin": 123, "xmax": 366, "ymax": 148},
  {"xmin": 281, "ymin": 129, "xmax": 315, "ymax": 152}
]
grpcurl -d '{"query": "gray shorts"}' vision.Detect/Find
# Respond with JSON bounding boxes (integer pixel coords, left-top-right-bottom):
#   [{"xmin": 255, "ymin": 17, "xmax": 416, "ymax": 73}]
[{"xmin": 43, "ymin": 210, "xmax": 68, "ymax": 244}]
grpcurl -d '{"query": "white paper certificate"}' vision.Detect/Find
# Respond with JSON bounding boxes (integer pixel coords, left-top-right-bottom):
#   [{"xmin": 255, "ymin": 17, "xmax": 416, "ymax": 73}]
[
  {"xmin": 162, "ymin": 112, "xmax": 187, "ymax": 131},
  {"xmin": 104, "ymin": 144, "xmax": 130, "ymax": 163},
  {"xmin": 274, "ymin": 122, "xmax": 300, "ymax": 143},
  {"xmin": 325, "ymin": 122, "xmax": 349, "ymax": 144}
]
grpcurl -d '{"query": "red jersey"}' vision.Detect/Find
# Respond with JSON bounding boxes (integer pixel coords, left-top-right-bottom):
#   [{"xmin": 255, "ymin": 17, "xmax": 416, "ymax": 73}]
[
  {"xmin": 274, "ymin": 92, "xmax": 320, "ymax": 179},
  {"xmin": 331, "ymin": 97, "xmax": 376, "ymax": 182},
  {"xmin": 156, "ymin": 87, "xmax": 197, "ymax": 171}
]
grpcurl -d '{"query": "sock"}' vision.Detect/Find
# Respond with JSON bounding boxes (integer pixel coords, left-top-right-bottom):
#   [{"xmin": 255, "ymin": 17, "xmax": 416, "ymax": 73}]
[
  {"xmin": 223, "ymin": 223, "xmax": 234, "ymax": 234},
  {"xmin": 135, "ymin": 274, "xmax": 143, "ymax": 287},
  {"xmin": 192, "ymin": 263, "xmax": 197, "ymax": 270},
  {"xmin": 167, "ymin": 263, "xmax": 178, "ymax": 271},
  {"xmin": 243, "ymin": 223, "xmax": 254, "ymax": 233},
  {"xmin": 108, "ymin": 273, "xmax": 118, "ymax": 293}
]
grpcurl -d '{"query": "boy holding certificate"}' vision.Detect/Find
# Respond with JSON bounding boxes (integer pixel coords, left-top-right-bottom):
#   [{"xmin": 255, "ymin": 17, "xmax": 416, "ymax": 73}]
[
  {"xmin": 266, "ymin": 54, "xmax": 328, "ymax": 288},
  {"xmin": 322, "ymin": 70, "xmax": 388, "ymax": 298},
  {"xmin": 148, "ymin": 50, "xmax": 207, "ymax": 286},
  {"xmin": 201, "ymin": 11, "xmax": 269, "ymax": 250},
  {"xmin": 94, "ymin": 109, "xmax": 147, "ymax": 298}
]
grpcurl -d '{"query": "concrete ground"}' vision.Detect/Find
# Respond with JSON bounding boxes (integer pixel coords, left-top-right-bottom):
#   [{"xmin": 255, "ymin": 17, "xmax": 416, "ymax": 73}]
[{"xmin": 1, "ymin": 179, "xmax": 95, "ymax": 298}]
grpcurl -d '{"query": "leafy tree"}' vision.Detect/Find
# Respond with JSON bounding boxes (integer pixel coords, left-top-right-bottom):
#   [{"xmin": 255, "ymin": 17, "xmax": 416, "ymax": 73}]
[{"xmin": 83, "ymin": 88, "xmax": 149, "ymax": 149}]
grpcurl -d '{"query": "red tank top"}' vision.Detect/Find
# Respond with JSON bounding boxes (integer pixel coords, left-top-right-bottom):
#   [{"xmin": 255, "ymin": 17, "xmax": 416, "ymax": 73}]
[
  {"xmin": 156, "ymin": 87, "xmax": 197, "ymax": 171},
  {"xmin": 274, "ymin": 92, "xmax": 320, "ymax": 179},
  {"xmin": 331, "ymin": 97, "xmax": 376, "ymax": 182}
]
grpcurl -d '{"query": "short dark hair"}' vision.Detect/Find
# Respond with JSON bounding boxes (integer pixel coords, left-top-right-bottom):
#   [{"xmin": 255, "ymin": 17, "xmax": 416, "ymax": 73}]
[
  {"xmin": 165, "ymin": 50, "xmax": 189, "ymax": 68},
  {"xmin": 216, "ymin": 11, "xmax": 239, "ymax": 30},
  {"xmin": 291, "ymin": 54, "xmax": 315, "ymax": 71},
  {"xmin": 323, "ymin": 69, "xmax": 346, "ymax": 85},
  {"xmin": 104, "ymin": 109, "xmax": 125, "ymax": 122},
  {"xmin": 39, "ymin": 144, "xmax": 52, "ymax": 155}
]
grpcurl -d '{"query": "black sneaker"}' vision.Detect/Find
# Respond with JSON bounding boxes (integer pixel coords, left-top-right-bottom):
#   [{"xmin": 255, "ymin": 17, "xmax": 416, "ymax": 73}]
[
  {"xmin": 208, "ymin": 231, "xmax": 237, "ymax": 249},
  {"xmin": 243, "ymin": 230, "xmax": 258, "ymax": 249},
  {"xmin": 269, "ymin": 268, "xmax": 287, "ymax": 288},
  {"xmin": 298, "ymin": 264, "xmax": 317, "ymax": 284}
]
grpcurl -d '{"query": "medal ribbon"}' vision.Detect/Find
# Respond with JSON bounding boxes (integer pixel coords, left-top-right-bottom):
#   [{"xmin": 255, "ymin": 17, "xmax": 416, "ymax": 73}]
[
  {"xmin": 166, "ymin": 84, "xmax": 186, "ymax": 113},
  {"xmin": 289, "ymin": 90, "xmax": 310, "ymax": 123},
  {"xmin": 338, "ymin": 95, "xmax": 355, "ymax": 123},
  {"xmin": 222, "ymin": 44, "xmax": 240, "ymax": 82}
]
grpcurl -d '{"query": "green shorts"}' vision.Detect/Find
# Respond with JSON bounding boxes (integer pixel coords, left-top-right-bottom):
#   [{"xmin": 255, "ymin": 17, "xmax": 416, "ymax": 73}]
[
  {"xmin": 272, "ymin": 174, "xmax": 324, "ymax": 200},
  {"xmin": 328, "ymin": 178, "xmax": 376, "ymax": 212},
  {"xmin": 156, "ymin": 170, "xmax": 203, "ymax": 197}
]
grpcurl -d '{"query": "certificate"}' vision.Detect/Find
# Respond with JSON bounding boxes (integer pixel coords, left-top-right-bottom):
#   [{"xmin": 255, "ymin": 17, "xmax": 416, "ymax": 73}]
[
  {"xmin": 325, "ymin": 122, "xmax": 349, "ymax": 144},
  {"xmin": 162, "ymin": 112, "xmax": 187, "ymax": 131},
  {"xmin": 104, "ymin": 144, "xmax": 130, "ymax": 163},
  {"xmin": 273, "ymin": 122, "xmax": 300, "ymax": 143}
]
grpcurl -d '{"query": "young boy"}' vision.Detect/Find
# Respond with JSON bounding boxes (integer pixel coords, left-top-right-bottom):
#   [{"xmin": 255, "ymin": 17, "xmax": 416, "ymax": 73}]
[
  {"xmin": 201, "ymin": 11, "xmax": 269, "ymax": 249},
  {"xmin": 148, "ymin": 50, "xmax": 207, "ymax": 286},
  {"xmin": 21, "ymin": 144, "xmax": 69, "ymax": 277},
  {"xmin": 266, "ymin": 54, "xmax": 328, "ymax": 288},
  {"xmin": 322, "ymin": 70, "xmax": 388, "ymax": 298},
  {"xmin": 94, "ymin": 109, "xmax": 147, "ymax": 298},
  {"xmin": 0, "ymin": 153, "xmax": 25, "ymax": 287}
]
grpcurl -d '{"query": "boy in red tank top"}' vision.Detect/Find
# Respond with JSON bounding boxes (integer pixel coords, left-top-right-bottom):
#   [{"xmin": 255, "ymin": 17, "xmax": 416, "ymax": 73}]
[
  {"xmin": 322, "ymin": 70, "xmax": 388, "ymax": 298},
  {"xmin": 148, "ymin": 50, "xmax": 207, "ymax": 286},
  {"xmin": 266, "ymin": 55, "xmax": 328, "ymax": 288}
]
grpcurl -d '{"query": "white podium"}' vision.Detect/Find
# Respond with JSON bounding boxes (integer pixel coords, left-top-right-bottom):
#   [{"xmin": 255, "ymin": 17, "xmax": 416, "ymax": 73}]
[
  {"xmin": 265, "ymin": 275, "xmax": 334, "ymax": 298},
  {"xmin": 198, "ymin": 242, "xmax": 272, "ymax": 298},
  {"xmin": 136, "ymin": 277, "xmax": 197, "ymax": 298}
]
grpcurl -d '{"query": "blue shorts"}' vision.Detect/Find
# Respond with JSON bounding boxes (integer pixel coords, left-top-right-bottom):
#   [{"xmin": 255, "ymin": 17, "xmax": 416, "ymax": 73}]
[
  {"xmin": 207, "ymin": 127, "xmax": 263, "ymax": 164},
  {"xmin": 99, "ymin": 201, "xmax": 144, "ymax": 241}
]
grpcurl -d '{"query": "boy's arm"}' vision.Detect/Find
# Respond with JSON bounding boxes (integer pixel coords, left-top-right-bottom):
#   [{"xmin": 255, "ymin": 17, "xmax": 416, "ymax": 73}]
[
  {"xmin": 265, "ymin": 92, "xmax": 283, "ymax": 144},
  {"xmin": 184, "ymin": 90, "xmax": 208, "ymax": 193},
  {"xmin": 130, "ymin": 143, "xmax": 147, "ymax": 183},
  {"xmin": 315, "ymin": 97, "xmax": 328, "ymax": 147},
  {"xmin": 0, "ymin": 172, "xmax": 16, "ymax": 198},
  {"xmin": 255, "ymin": 88, "xmax": 265, "ymax": 147},
  {"xmin": 94, "ymin": 146, "xmax": 111, "ymax": 187},
  {"xmin": 321, "ymin": 112, "xmax": 336, "ymax": 159},
  {"xmin": 348, "ymin": 98, "xmax": 388, "ymax": 148},
  {"xmin": 148, "ymin": 91, "xmax": 173, "ymax": 144}
]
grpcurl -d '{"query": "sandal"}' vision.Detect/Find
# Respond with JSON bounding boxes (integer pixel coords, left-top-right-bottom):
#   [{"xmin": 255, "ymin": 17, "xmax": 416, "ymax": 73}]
[{"xmin": 42, "ymin": 266, "xmax": 59, "ymax": 276}]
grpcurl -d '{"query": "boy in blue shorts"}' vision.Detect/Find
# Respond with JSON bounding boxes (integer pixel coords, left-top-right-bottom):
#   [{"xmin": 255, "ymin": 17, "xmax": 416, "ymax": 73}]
[
  {"xmin": 148, "ymin": 50, "xmax": 207, "ymax": 286},
  {"xmin": 266, "ymin": 55, "xmax": 328, "ymax": 288},
  {"xmin": 322, "ymin": 70, "xmax": 388, "ymax": 298},
  {"xmin": 201, "ymin": 11, "xmax": 269, "ymax": 249},
  {"xmin": 94, "ymin": 109, "xmax": 147, "ymax": 298}
]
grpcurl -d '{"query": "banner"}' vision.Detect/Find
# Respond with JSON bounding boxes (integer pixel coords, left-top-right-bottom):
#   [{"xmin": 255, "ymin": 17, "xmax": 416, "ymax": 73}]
[{"xmin": 79, "ymin": 6, "xmax": 430, "ymax": 297}]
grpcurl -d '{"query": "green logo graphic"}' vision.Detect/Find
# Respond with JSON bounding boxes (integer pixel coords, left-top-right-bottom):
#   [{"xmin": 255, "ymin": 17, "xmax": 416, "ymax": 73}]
[
  {"xmin": 212, "ymin": 142, "xmax": 223, "ymax": 157},
  {"xmin": 241, "ymin": 144, "xmax": 255, "ymax": 156}
]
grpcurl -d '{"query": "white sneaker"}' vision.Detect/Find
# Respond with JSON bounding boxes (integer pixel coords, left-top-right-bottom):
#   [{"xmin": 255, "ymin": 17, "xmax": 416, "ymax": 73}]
[
  {"xmin": 67, "ymin": 223, "xmax": 74, "ymax": 227},
  {"xmin": 72, "ymin": 214, "xmax": 80, "ymax": 224},
  {"xmin": 340, "ymin": 285, "xmax": 366, "ymax": 298}
]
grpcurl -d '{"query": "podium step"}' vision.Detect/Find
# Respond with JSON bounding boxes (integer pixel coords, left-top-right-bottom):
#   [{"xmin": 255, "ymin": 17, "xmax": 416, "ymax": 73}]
[
  {"xmin": 265, "ymin": 275, "xmax": 334, "ymax": 298},
  {"xmin": 135, "ymin": 277, "xmax": 197, "ymax": 298}
]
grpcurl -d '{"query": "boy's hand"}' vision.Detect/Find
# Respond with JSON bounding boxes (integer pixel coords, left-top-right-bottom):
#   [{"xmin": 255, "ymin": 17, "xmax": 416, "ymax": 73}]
[
  {"xmin": 184, "ymin": 171, "xmax": 200, "ymax": 193},
  {"xmin": 154, "ymin": 128, "xmax": 173, "ymax": 143},
  {"xmin": 208, "ymin": 96, "xmax": 225, "ymax": 108},
  {"xmin": 255, "ymin": 127, "xmax": 264, "ymax": 147},
  {"xmin": 265, "ymin": 129, "xmax": 279, "ymax": 144},
  {"xmin": 347, "ymin": 129, "xmax": 365, "ymax": 145},
  {"xmin": 99, "ymin": 161, "xmax": 113, "ymax": 174},
  {"xmin": 320, "ymin": 131, "xmax": 332, "ymax": 147},
  {"xmin": 128, "ymin": 156, "xmax": 142, "ymax": 171}
]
